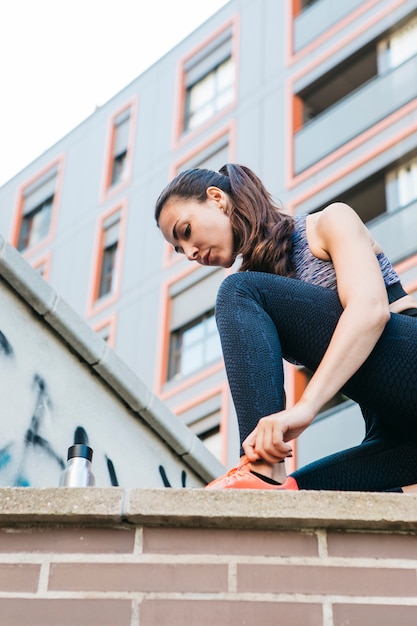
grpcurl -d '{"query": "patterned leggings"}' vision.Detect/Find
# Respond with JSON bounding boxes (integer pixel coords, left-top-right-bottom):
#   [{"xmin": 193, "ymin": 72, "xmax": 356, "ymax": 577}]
[{"xmin": 215, "ymin": 272, "xmax": 417, "ymax": 491}]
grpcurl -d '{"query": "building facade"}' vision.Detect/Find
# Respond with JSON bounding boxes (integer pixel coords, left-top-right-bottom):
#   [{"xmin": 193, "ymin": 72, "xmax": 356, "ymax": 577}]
[{"xmin": 1, "ymin": 0, "xmax": 417, "ymax": 471}]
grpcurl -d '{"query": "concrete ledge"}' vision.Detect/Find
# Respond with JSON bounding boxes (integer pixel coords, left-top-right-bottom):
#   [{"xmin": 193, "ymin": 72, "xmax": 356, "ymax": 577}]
[
  {"xmin": 126, "ymin": 489, "xmax": 417, "ymax": 531},
  {"xmin": 0, "ymin": 488, "xmax": 125, "ymax": 524},
  {"xmin": 0, "ymin": 488, "xmax": 416, "ymax": 531}
]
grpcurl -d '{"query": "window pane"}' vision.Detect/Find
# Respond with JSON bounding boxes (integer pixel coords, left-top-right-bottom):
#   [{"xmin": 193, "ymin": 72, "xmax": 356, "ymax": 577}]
[
  {"xmin": 111, "ymin": 151, "xmax": 127, "ymax": 186},
  {"xmin": 181, "ymin": 343, "xmax": 204, "ymax": 376},
  {"xmin": 18, "ymin": 196, "xmax": 53, "ymax": 251},
  {"xmin": 188, "ymin": 104, "xmax": 215, "ymax": 130},
  {"xmin": 182, "ymin": 322, "xmax": 204, "ymax": 346},
  {"xmin": 201, "ymin": 428, "xmax": 222, "ymax": 460},
  {"xmin": 397, "ymin": 160, "xmax": 417, "ymax": 207},
  {"xmin": 113, "ymin": 115, "xmax": 130, "ymax": 156},
  {"xmin": 168, "ymin": 310, "xmax": 222, "ymax": 379},
  {"xmin": 98, "ymin": 242, "xmax": 118, "ymax": 298},
  {"xmin": 215, "ymin": 86, "xmax": 234, "ymax": 110},
  {"xmin": 205, "ymin": 315, "xmax": 217, "ymax": 333},
  {"xmin": 217, "ymin": 57, "xmax": 234, "ymax": 90},
  {"xmin": 388, "ymin": 16, "xmax": 417, "ymax": 67},
  {"xmin": 189, "ymin": 73, "xmax": 215, "ymax": 109},
  {"xmin": 205, "ymin": 333, "xmax": 222, "ymax": 362}
]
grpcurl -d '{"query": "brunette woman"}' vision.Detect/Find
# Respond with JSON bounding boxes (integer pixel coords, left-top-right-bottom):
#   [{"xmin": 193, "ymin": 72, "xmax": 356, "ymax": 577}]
[{"xmin": 155, "ymin": 164, "xmax": 417, "ymax": 492}]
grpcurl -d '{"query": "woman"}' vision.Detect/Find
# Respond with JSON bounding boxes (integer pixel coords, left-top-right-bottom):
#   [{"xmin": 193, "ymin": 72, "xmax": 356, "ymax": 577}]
[{"xmin": 155, "ymin": 164, "xmax": 417, "ymax": 492}]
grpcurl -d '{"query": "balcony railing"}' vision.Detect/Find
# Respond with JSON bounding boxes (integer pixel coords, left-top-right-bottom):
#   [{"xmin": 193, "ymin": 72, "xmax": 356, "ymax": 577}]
[
  {"xmin": 294, "ymin": 0, "xmax": 363, "ymax": 52},
  {"xmin": 367, "ymin": 199, "xmax": 417, "ymax": 264},
  {"xmin": 294, "ymin": 54, "xmax": 417, "ymax": 173}
]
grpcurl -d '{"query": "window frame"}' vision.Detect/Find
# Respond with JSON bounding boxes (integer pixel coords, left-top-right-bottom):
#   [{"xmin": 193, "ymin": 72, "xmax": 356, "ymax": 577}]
[
  {"xmin": 17, "ymin": 195, "xmax": 54, "ymax": 252},
  {"xmin": 172, "ymin": 16, "xmax": 239, "ymax": 147},
  {"xmin": 184, "ymin": 55, "xmax": 234, "ymax": 133},
  {"xmin": 11, "ymin": 156, "xmax": 64, "ymax": 256},
  {"xmin": 86, "ymin": 200, "xmax": 128, "ymax": 318},
  {"xmin": 100, "ymin": 97, "xmax": 137, "ymax": 201}
]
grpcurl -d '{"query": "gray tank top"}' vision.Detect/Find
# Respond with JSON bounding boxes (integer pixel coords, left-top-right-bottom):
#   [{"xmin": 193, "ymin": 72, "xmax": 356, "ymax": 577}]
[{"xmin": 291, "ymin": 214, "xmax": 400, "ymax": 290}]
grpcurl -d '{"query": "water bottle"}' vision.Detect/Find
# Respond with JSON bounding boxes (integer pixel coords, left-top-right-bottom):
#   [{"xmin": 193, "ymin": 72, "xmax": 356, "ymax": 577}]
[{"xmin": 59, "ymin": 444, "xmax": 95, "ymax": 487}]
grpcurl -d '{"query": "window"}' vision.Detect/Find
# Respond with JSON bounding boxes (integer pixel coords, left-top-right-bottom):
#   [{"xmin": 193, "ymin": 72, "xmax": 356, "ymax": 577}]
[
  {"xmin": 88, "ymin": 202, "xmax": 127, "ymax": 316},
  {"xmin": 397, "ymin": 159, "xmax": 417, "ymax": 208},
  {"xmin": 98, "ymin": 212, "xmax": 120, "ymax": 299},
  {"xmin": 385, "ymin": 15, "xmax": 417, "ymax": 69},
  {"xmin": 169, "ymin": 310, "xmax": 222, "ymax": 379},
  {"xmin": 386, "ymin": 156, "xmax": 417, "ymax": 211},
  {"xmin": 110, "ymin": 108, "xmax": 131, "ymax": 186},
  {"xmin": 189, "ymin": 409, "xmax": 222, "ymax": 461},
  {"xmin": 18, "ymin": 196, "xmax": 53, "ymax": 251},
  {"xmin": 184, "ymin": 29, "xmax": 234, "ymax": 132},
  {"xmin": 378, "ymin": 16, "xmax": 417, "ymax": 73},
  {"xmin": 17, "ymin": 168, "xmax": 57, "ymax": 251},
  {"xmin": 167, "ymin": 270, "xmax": 224, "ymax": 381}
]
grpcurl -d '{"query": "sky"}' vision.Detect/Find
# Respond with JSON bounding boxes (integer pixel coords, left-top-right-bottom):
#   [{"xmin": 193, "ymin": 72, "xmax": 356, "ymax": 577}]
[{"xmin": 0, "ymin": 0, "xmax": 229, "ymax": 187}]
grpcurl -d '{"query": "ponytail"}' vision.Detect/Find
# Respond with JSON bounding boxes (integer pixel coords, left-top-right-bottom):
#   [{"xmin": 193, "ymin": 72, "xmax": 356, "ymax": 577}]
[{"xmin": 219, "ymin": 164, "xmax": 294, "ymax": 276}]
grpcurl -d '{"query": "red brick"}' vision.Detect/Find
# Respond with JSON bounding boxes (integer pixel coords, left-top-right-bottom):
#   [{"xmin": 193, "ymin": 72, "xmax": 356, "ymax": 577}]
[
  {"xmin": 0, "ymin": 527, "xmax": 135, "ymax": 553},
  {"xmin": 334, "ymin": 603, "xmax": 417, "ymax": 626},
  {"xmin": 143, "ymin": 527, "xmax": 318, "ymax": 557},
  {"xmin": 140, "ymin": 599, "xmax": 322, "ymax": 626},
  {"xmin": 49, "ymin": 562, "xmax": 228, "ymax": 592},
  {"xmin": 328, "ymin": 531, "xmax": 417, "ymax": 560},
  {"xmin": 237, "ymin": 563, "xmax": 417, "ymax": 596},
  {"xmin": 0, "ymin": 599, "xmax": 131, "ymax": 626},
  {"xmin": 0, "ymin": 563, "xmax": 40, "ymax": 592}
]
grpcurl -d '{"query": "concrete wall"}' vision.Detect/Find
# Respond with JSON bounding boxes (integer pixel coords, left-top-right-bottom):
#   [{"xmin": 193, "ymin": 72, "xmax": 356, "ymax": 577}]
[
  {"xmin": 0, "ymin": 234, "xmax": 224, "ymax": 488},
  {"xmin": 0, "ymin": 487, "xmax": 417, "ymax": 626}
]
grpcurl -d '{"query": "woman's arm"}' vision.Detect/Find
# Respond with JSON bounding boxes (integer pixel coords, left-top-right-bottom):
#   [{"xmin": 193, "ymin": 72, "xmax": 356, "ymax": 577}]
[
  {"xmin": 298, "ymin": 202, "xmax": 390, "ymax": 413},
  {"xmin": 243, "ymin": 203, "xmax": 391, "ymax": 463}
]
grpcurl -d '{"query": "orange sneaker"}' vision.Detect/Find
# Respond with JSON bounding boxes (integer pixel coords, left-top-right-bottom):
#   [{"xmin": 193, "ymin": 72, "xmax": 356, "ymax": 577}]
[{"xmin": 205, "ymin": 457, "xmax": 299, "ymax": 490}]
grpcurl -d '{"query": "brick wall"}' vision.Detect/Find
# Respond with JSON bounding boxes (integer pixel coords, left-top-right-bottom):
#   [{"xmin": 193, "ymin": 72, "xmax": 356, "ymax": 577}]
[{"xmin": 1, "ymin": 487, "xmax": 417, "ymax": 626}]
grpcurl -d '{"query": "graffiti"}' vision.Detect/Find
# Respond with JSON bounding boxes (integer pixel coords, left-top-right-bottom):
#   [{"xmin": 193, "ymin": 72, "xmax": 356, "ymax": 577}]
[
  {"xmin": 159, "ymin": 465, "xmax": 187, "ymax": 488},
  {"xmin": 0, "ymin": 329, "xmax": 120, "ymax": 487},
  {"xmin": 0, "ymin": 313, "xmax": 194, "ymax": 489},
  {"xmin": 106, "ymin": 455, "xmax": 119, "ymax": 486},
  {"xmin": 16, "ymin": 374, "xmax": 65, "ymax": 486},
  {"xmin": 0, "ymin": 331, "xmax": 13, "ymax": 357}
]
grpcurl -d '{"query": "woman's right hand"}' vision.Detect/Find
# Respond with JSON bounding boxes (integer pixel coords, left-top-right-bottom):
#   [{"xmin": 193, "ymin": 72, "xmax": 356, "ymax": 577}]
[{"xmin": 242, "ymin": 401, "xmax": 315, "ymax": 464}]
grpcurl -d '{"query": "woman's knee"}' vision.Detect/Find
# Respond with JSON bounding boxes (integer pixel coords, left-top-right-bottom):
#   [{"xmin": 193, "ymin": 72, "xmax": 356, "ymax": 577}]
[
  {"xmin": 216, "ymin": 271, "xmax": 288, "ymax": 304},
  {"xmin": 216, "ymin": 273, "xmax": 255, "ymax": 310}
]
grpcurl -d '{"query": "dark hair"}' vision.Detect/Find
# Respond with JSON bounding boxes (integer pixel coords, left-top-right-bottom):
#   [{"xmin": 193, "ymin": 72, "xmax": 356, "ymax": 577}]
[{"xmin": 155, "ymin": 163, "xmax": 294, "ymax": 276}]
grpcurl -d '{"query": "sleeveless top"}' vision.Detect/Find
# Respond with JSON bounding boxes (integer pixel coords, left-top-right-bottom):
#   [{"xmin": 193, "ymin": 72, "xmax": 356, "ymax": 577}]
[{"xmin": 291, "ymin": 213, "xmax": 400, "ymax": 290}]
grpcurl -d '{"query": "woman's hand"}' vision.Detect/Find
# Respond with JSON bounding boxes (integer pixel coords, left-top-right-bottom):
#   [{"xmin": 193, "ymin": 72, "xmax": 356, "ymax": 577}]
[{"xmin": 242, "ymin": 401, "xmax": 315, "ymax": 464}]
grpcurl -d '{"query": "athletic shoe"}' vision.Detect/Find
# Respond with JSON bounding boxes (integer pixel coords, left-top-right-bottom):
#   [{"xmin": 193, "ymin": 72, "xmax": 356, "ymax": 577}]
[{"xmin": 205, "ymin": 457, "xmax": 299, "ymax": 490}]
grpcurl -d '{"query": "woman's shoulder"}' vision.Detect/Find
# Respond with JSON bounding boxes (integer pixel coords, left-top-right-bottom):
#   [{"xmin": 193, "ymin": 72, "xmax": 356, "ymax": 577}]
[
  {"xmin": 313, "ymin": 203, "xmax": 372, "ymax": 248},
  {"xmin": 315, "ymin": 203, "xmax": 363, "ymax": 230}
]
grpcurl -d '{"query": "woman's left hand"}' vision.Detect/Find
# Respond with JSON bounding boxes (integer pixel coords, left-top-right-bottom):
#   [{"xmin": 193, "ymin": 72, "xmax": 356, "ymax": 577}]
[{"xmin": 242, "ymin": 402, "xmax": 315, "ymax": 463}]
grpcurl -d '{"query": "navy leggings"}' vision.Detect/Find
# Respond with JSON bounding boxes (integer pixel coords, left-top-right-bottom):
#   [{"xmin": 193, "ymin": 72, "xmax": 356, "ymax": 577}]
[{"xmin": 215, "ymin": 272, "xmax": 417, "ymax": 491}]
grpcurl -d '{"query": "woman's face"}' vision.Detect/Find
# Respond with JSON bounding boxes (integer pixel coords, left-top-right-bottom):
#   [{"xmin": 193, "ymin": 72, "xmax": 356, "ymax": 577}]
[{"xmin": 158, "ymin": 187, "xmax": 235, "ymax": 268}]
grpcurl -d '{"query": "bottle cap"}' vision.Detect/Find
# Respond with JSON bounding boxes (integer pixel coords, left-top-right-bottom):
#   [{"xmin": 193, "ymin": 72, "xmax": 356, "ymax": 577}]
[{"xmin": 67, "ymin": 444, "xmax": 93, "ymax": 462}]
